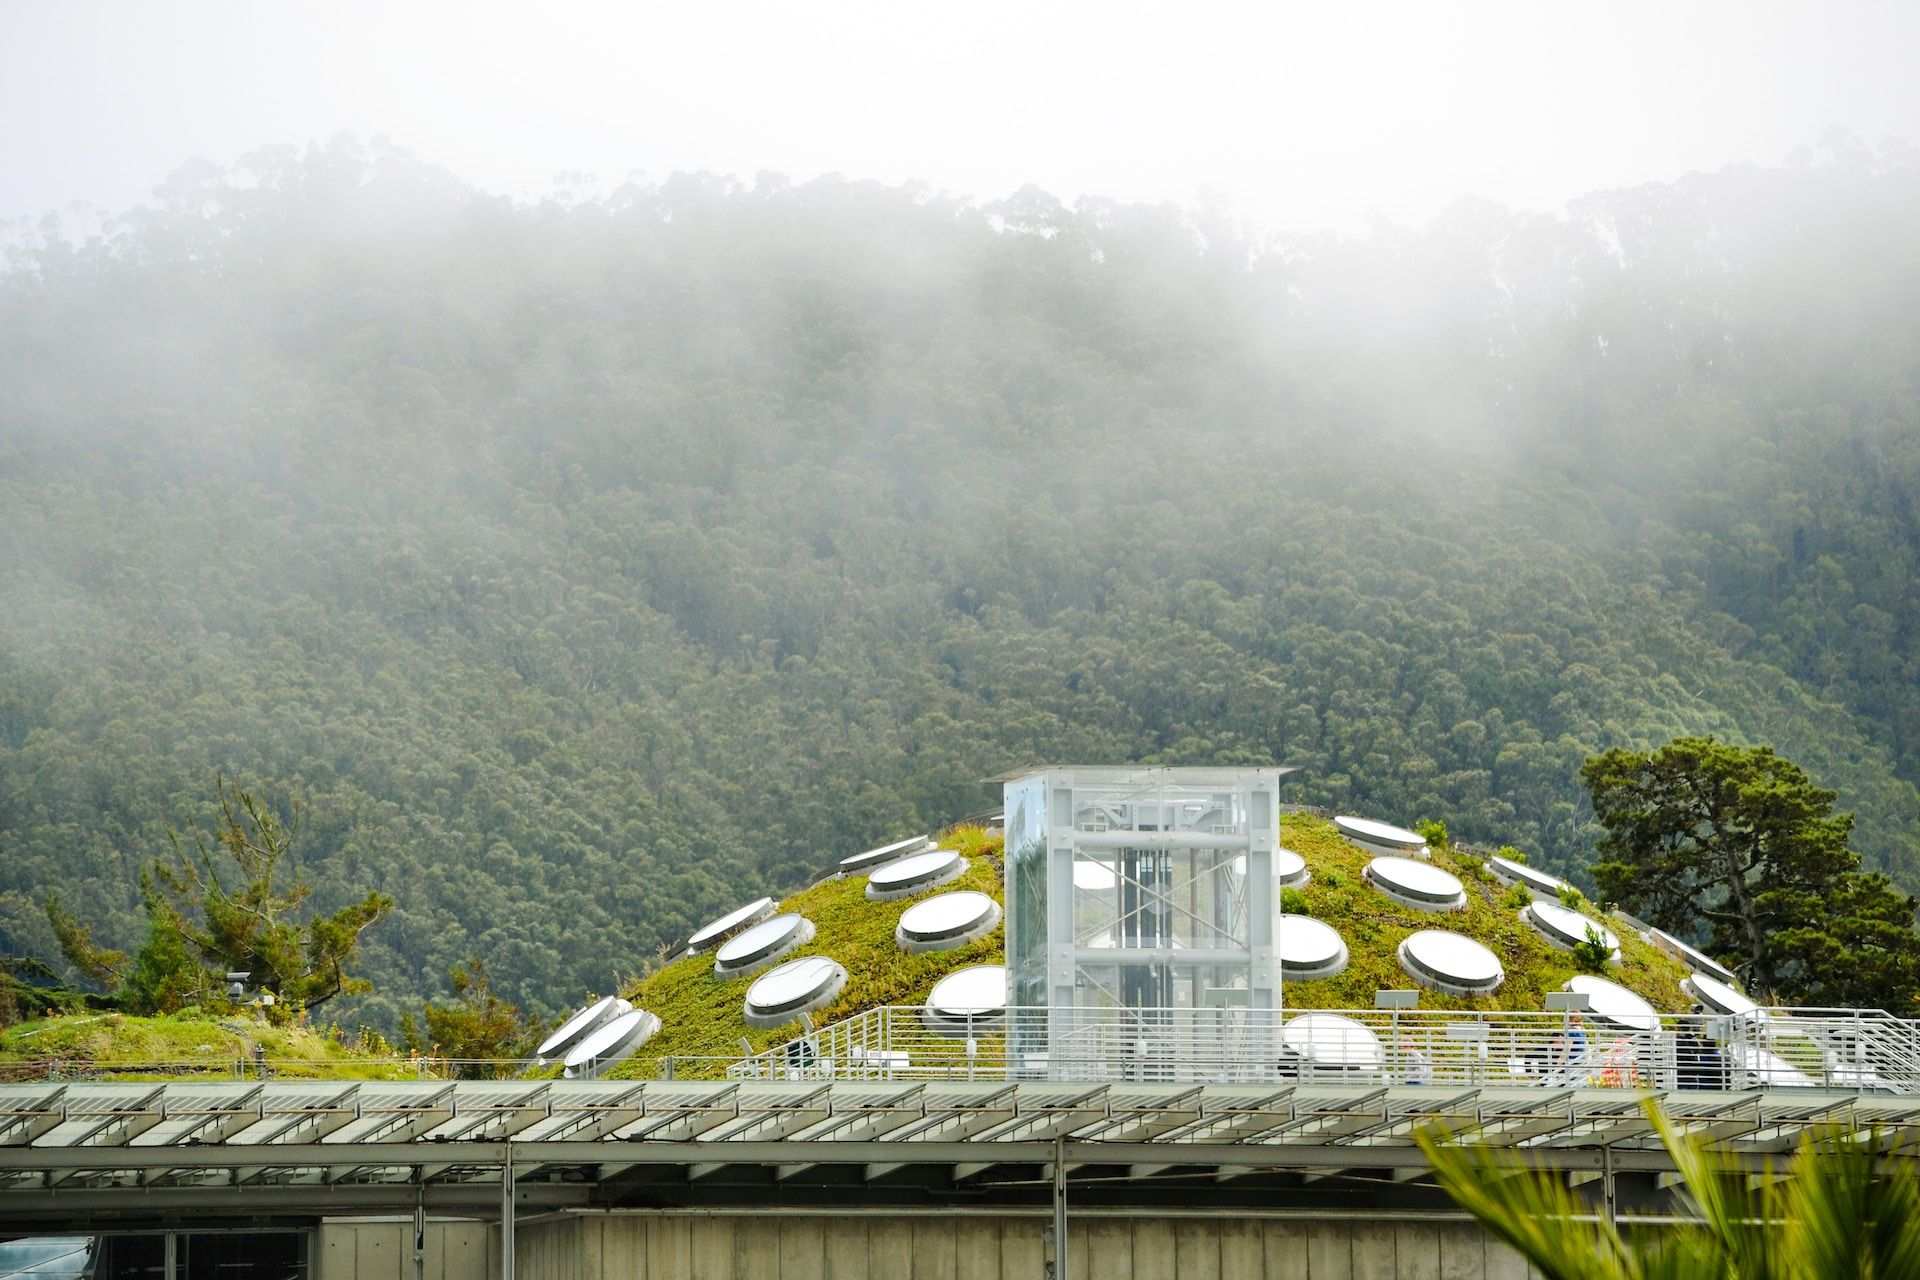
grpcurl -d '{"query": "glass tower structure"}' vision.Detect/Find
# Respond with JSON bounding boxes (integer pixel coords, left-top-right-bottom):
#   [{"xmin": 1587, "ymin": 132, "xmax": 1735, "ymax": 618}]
[{"xmin": 1003, "ymin": 766, "xmax": 1291, "ymax": 1076}]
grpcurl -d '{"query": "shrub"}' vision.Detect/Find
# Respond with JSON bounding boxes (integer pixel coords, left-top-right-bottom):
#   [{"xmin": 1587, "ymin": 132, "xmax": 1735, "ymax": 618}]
[
  {"xmin": 1502, "ymin": 884, "xmax": 1531, "ymax": 910},
  {"xmin": 1497, "ymin": 845, "xmax": 1528, "ymax": 864},
  {"xmin": 1280, "ymin": 888, "xmax": 1310, "ymax": 916},
  {"xmin": 1415, "ymin": 819, "xmax": 1450, "ymax": 849},
  {"xmin": 1556, "ymin": 884, "xmax": 1585, "ymax": 910},
  {"xmin": 353, "ymin": 1025, "xmax": 396, "ymax": 1057},
  {"xmin": 1573, "ymin": 925, "xmax": 1615, "ymax": 973}
]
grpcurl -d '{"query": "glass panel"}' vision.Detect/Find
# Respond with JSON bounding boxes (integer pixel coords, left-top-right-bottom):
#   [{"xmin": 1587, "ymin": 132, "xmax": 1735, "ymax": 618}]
[
  {"xmin": 0, "ymin": 1239, "xmax": 98, "ymax": 1280},
  {"xmin": 95, "ymin": 1237, "xmax": 165, "ymax": 1280},
  {"xmin": 1004, "ymin": 776, "xmax": 1048, "ymax": 1004},
  {"xmin": 0, "ymin": 1234, "xmax": 308, "ymax": 1280},
  {"xmin": 181, "ymin": 1234, "xmax": 307, "ymax": 1280},
  {"xmin": 1073, "ymin": 853, "xmax": 1250, "ymax": 950}
]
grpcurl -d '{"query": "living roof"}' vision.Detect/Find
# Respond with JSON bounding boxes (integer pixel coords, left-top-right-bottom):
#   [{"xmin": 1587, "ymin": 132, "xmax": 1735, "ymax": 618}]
[{"xmin": 612, "ymin": 813, "xmax": 1693, "ymax": 1078}]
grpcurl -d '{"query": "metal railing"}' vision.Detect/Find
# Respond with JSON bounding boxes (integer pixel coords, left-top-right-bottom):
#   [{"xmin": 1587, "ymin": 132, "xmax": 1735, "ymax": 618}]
[
  {"xmin": 17, "ymin": 1007, "xmax": 1919, "ymax": 1092},
  {"xmin": 727, "ymin": 1004, "xmax": 1920, "ymax": 1094},
  {"xmin": 0, "ymin": 1053, "xmax": 745, "ymax": 1085}
]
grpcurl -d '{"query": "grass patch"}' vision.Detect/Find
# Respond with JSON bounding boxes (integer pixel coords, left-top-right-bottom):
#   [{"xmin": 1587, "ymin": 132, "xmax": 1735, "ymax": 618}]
[
  {"xmin": 1279, "ymin": 814, "xmax": 1692, "ymax": 1012},
  {"xmin": 0, "ymin": 1010, "xmax": 413, "ymax": 1080},
  {"xmin": 614, "ymin": 825, "xmax": 1005, "ymax": 1076}
]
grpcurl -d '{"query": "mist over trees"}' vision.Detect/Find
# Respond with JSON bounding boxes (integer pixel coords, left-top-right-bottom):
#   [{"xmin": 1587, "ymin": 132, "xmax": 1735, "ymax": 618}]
[{"xmin": 1, "ymin": 136, "xmax": 1916, "ymax": 1025}]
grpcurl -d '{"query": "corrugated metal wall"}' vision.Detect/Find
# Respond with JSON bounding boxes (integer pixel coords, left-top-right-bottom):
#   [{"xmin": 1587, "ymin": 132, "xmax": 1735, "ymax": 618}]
[
  {"xmin": 318, "ymin": 1219, "xmax": 495, "ymax": 1280},
  {"xmin": 503, "ymin": 1213, "xmax": 1545, "ymax": 1280}
]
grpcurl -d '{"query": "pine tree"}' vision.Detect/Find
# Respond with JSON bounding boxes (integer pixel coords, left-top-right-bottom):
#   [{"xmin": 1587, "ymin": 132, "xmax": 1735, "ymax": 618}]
[{"xmin": 1585, "ymin": 737, "xmax": 1920, "ymax": 1013}]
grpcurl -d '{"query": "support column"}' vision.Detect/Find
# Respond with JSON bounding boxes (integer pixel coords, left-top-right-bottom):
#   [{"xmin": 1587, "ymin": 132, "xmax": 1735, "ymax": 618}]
[
  {"xmin": 1049, "ymin": 1136, "xmax": 1068, "ymax": 1280},
  {"xmin": 1603, "ymin": 1145, "xmax": 1617, "ymax": 1227},
  {"xmin": 501, "ymin": 1143, "xmax": 515, "ymax": 1280},
  {"xmin": 413, "ymin": 1183, "xmax": 427, "ymax": 1280}
]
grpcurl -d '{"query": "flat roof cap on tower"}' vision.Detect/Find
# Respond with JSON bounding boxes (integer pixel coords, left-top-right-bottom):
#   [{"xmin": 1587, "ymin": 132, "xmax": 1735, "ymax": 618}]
[{"xmin": 990, "ymin": 764, "xmax": 1303, "ymax": 785}]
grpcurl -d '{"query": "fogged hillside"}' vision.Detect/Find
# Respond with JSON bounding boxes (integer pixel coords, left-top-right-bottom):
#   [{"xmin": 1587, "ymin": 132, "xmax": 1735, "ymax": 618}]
[{"xmin": 2, "ymin": 139, "xmax": 1916, "ymax": 1026}]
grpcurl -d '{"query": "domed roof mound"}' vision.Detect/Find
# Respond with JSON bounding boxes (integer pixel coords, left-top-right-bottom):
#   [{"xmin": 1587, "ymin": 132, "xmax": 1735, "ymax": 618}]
[{"xmin": 595, "ymin": 815, "xmax": 1694, "ymax": 1079}]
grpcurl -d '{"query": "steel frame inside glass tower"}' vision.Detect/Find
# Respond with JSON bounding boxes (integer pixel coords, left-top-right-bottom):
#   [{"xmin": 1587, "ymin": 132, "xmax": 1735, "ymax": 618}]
[{"xmin": 1003, "ymin": 766, "xmax": 1289, "ymax": 1077}]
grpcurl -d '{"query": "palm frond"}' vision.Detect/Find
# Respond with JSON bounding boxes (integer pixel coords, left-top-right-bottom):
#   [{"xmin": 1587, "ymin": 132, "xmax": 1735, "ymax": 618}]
[{"xmin": 1414, "ymin": 1125, "xmax": 1636, "ymax": 1280}]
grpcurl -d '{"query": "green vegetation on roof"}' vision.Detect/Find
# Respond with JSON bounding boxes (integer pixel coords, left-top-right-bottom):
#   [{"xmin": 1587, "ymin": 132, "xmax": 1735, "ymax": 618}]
[
  {"xmin": 1273, "ymin": 816, "xmax": 1690, "ymax": 1013},
  {"xmin": 0, "ymin": 814, "xmax": 1701, "ymax": 1081},
  {"xmin": 0, "ymin": 1009, "xmax": 410, "ymax": 1081},
  {"xmin": 612, "ymin": 814, "xmax": 1693, "ymax": 1079},
  {"xmin": 612, "ymin": 825, "xmax": 1004, "ymax": 1073}
]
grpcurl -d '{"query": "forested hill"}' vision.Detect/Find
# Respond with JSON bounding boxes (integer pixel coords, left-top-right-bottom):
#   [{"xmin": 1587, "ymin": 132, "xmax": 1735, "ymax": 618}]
[{"xmin": 2, "ymin": 138, "xmax": 1916, "ymax": 1028}]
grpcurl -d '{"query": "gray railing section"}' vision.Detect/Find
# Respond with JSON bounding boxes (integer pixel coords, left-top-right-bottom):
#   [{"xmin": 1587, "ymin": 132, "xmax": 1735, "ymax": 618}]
[
  {"xmin": 727, "ymin": 1004, "xmax": 1920, "ymax": 1093},
  {"xmin": 0, "ymin": 1054, "xmax": 744, "ymax": 1084}
]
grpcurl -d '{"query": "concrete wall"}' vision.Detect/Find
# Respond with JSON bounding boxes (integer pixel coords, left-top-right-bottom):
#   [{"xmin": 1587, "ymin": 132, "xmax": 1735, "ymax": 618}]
[
  {"xmin": 319, "ymin": 1218, "xmax": 496, "ymax": 1280},
  {"xmin": 511, "ymin": 1213, "xmax": 1544, "ymax": 1280}
]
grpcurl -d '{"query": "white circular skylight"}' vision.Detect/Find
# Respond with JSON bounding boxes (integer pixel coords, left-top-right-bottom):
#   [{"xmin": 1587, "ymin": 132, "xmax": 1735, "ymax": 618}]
[
  {"xmin": 744, "ymin": 956, "xmax": 848, "ymax": 1029},
  {"xmin": 713, "ymin": 913, "xmax": 815, "ymax": 978},
  {"xmin": 1649, "ymin": 928, "xmax": 1737, "ymax": 985},
  {"xmin": 923, "ymin": 964, "xmax": 1007, "ymax": 1034},
  {"xmin": 1562, "ymin": 975, "xmax": 1658, "ymax": 1033},
  {"xmin": 1277, "ymin": 915, "xmax": 1349, "ymax": 981},
  {"xmin": 535, "ymin": 995, "xmax": 631, "ymax": 1063},
  {"xmin": 839, "ymin": 835, "xmax": 932, "ymax": 876},
  {"xmin": 1737, "ymin": 1046, "xmax": 1815, "ymax": 1088},
  {"xmin": 1282, "ymin": 1012, "xmax": 1383, "ymax": 1071},
  {"xmin": 1487, "ymin": 855, "xmax": 1571, "ymax": 898},
  {"xmin": 561, "ymin": 1008, "xmax": 661, "ymax": 1079},
  {"xmin": 1366, "ymin": 857, "xmax": 1467, "ymax": 911},
  {"xmin": 1523, "ymin": 900, "xmax": 1621, "ymax": 960},
  {"xmin": 896, "ymin": 891, "xmax": 1002, "ymax": 954},
  {"xmin": 1275, "ymin": 849, "xmax": 1310, "ymax": 890},
  {"xmin": 1399, "ymin": 930, "xmax": 1505, "ymax": 995},
  {"xmin": 686, "ymin": 897, "xmax": 777, "ymax": 953},
  {"xmin": 1683, "ymin": 972, "xmax": 1763, "ymax": 1020},
  {"xmin": 866, "ymin": 848, "xmax": 967, "ymax": 901},
  {"xmin": 1334, "ymin": 815, "xmax": 1429, "ymax": 856}
]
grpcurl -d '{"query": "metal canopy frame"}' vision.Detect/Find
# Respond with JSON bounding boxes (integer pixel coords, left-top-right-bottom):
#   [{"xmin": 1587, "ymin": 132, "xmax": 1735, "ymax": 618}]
[{"xmin": 5, "ymin": 1078, "xmax": 1916, "ymax": 1224}]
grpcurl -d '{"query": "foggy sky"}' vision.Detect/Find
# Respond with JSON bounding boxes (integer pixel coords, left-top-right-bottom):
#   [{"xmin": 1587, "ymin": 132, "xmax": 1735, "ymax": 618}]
[{"xmin": 5, "ymin": 0, "xmax": 1920, "ymax": 233}]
